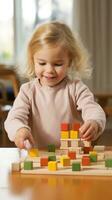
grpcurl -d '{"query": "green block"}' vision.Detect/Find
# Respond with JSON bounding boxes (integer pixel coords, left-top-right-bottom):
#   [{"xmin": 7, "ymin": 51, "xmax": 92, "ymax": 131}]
[
  {"xmin": 24, "ymin": 161, "xmax": 33, "ymax": 170},
  {"xmin": 48, "ymin": 155, "xmax": 56, "ymax": 161},
  {"xmin": 105, "ymin": 159, "xmax": 112, "ymax": 168},
  {"xmin": 72, "ymin": 162, "xmax": 81, "ymax": 171},
  {"xmin": 47, "ymin": 144, "xmax": 56, "ymax": 152},
  {"xmin": 48, "ymin": 152, "xmax": 56, "ymax": 156},
  {"xmin": 89, "ymin": 154, "xmax": 97, "ymax": 162}
]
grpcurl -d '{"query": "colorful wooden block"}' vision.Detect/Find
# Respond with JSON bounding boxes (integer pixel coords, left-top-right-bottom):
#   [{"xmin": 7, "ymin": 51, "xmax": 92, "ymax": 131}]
[
  {"xmin": 47, "ymin": 144, "xmax": 56, "ymax": 152},
  {"xmin": 70, "ymin": 130, "xmax": 79, "ymax": 139},
  {"xmin": 105, "ymin": 159, "xmax": 112, "ymax": 168},
  {"xmin": 61, "ymin": 131, "xmax": 69, "ymax": 139},
  {"xmin": 48, "ymin": 155, "xmax": 56, "ymax": 161},
  {"xmin": 72, "ymin": 162, "xmax": 81, "ymax": 171},
  {"xmin": 28, "ymin": 148, "xmax": 39, "ymax": 157},
  {"xmin": 82, "ymin": 140, "xmax": 91, "ymax": 147},
  {"xmin": 68, "ymin": 151, "xmax": 76, "ymax": 160},
  {"xmin": 60, "ymin": 156, "xmax": 70, "ymax": 166},
  {"xmin": 12, "ymin": 162, "xmax": 21, "ymax": 172},
  {"xmin": 61, "ymin": 123, "xmax": 70, "ymax": 131},
  {"xmin": 48, "ymin": 161, "xmax": 57, "ymax": 171},
  {"xmin": 83, "ymin": 146, "xmax": 93, "ymax": 154},
  {"xmin": 82, "ymin": 156, "xmax": 90, "ymax": 166},
  {"xmin": 72, "ymin": 123, "xmax": 80, "ymax": 131},
  {"xmin": 71, "ymin": 139, "xmax": 80, "ymax": 147},
  {"xmin": 40, "ymin": 157, "xmax": 48, "ymax": 167},
  {"xmin": 89, "ymin": 151, "xmax": 97, "ymax": 162},
  {"xmin": 24, "ymin": 161, "xmax": 33, "ymax": 170}
]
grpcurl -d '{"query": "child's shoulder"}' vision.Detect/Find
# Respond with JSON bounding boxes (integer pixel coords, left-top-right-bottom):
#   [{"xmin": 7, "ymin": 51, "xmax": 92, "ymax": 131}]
[{"xmin": 20, "ymin": 78, "xmax": 38, "ymax": 94}]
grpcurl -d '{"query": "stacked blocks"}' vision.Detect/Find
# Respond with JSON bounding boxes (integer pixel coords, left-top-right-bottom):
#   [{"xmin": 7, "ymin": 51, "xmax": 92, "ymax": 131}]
[
  {"xmin": 82, "ymin": 155, "xmax": 90, "ymax": 166},
  {"xmin": 60, "ymin": 156, "xmax": 70, "ymax": 166}
]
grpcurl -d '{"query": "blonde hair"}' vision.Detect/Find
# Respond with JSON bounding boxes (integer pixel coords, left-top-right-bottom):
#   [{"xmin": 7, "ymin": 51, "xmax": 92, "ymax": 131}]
[{"xmin": 26, "ymin": 21, "xmax": 92, "ymax": 79}]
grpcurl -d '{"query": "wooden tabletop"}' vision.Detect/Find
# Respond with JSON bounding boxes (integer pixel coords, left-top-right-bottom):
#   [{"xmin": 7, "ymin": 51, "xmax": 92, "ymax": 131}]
[{"xmin": 1, "ymin": 148, "xmax": 112, "ymax": 200}]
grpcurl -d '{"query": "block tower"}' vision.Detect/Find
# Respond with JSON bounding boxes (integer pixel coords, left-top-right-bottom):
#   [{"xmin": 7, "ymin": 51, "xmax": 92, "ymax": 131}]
[{"xmin": 60, "ymin": 122, "xmax": 91, "ymax": 154}]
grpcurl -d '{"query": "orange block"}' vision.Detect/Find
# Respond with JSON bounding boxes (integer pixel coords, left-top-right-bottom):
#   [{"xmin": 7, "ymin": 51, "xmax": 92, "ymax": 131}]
[
  {"xmin": 82, "ymin": 156, "xmax": 90, "ymax": 166},
  {"xmin": 72, "ymin": 123, "xmax": 80, "ymax": 131},
  {"xmin": 61, "ymin": 123, "xmax": 70, "ymax": 131},
  {"xmin": 68, "ymin": 151, "xmax": 76, "ymax": 160},
  {"xmin": 40, "ymin": 157, "xmax": 48, "ymax": 167}
]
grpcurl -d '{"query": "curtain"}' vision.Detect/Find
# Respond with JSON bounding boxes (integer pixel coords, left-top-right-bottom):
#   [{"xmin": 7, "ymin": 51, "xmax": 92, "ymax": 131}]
[{"xmin": 72, "ymin": 0, "xmax": 112, "ymax": 93}]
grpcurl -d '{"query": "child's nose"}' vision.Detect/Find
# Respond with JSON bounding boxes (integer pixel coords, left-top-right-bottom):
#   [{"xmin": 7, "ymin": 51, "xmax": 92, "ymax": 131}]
[{"xmin": 46, "ymin": 64, "xmax": 54, "ymax": 72}]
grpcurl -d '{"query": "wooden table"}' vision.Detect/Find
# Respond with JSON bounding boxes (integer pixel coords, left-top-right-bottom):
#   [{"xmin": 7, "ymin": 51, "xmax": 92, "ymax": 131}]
[{"xmin": 1, "ymin": 148, "xmax": 112, "ymax": 200}]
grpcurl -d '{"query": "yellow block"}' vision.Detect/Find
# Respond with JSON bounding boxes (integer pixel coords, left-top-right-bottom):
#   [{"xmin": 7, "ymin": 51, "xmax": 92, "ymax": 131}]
[
  {"xmin": 89, "ymin": 151, "xmax": 97, "ymax": 156},
  {"xmin": 70, "ymin": 130, "xmax": 79, "ymax": 139},
  {"xmin": 61, "ymin": 131, "xmax": 69, "ymax": 139},
  {"xmin": 48, "ymin": 161, "xmax": 57, "ymax": 171},
  {"xmin": 60, "ymin": 156, "xmax": 70, "ymax": 166},
  {"xmin": 28, "ymin": 148, "xmax": 39, "ymax": 157}
]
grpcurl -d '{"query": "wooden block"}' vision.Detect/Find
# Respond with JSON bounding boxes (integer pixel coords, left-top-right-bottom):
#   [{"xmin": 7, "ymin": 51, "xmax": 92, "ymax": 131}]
[
  {"xmin": 40, "ymin": 157, "xmax": 48, "ymax": 167},
  {"xmin": 105, "ymin": 159, "xmax": 112, "ymax": 168},
  {"xmin": 48, "ymin": 161, "xmax": 57, "ymax": 171},
  {"xmin": 82, "ymin": 140, "xmax": 91, "ymax": 147},
  {"xmin": 93, "ymin": 145, "xmax": 105, "ymax": 152},
  {"xmin": 48, "ymin": 155, "xmax": 56, "ymax": 161},
  {"xmin": 28, "ymin": 148, "xmax": 39, "ymax": 157},
  {"xmin": 61, "ymin": 131, "xmax": 69, "ymax": 139},
  {"xmin": 24, "ymin": 161, "xmax": 33, "ymax": 170},
  {"xmin": 61, "ymin": 123, "xmax": 70, "ymax": 131},
  {"xmin": 70, "ymin": 130, "xmax": 79, "ymax": 139},
  {"xmin": 83, "ymin": 146, "xmax": 93, "ymax": 154},
  {"xmin": 71, "ymin": 139, "xmax": 80, "ymax": 147},
  {"xmin": 12, "ymin": 162, "xmax": 21, "ymax": 172},
  {"xmin": 60, "ymin": 156, "xmax": 70, "ymax": 166},
  {"xmin": 72, "ymin": 161, "xmax": 81, "ymax": 171},
  {"xmin": 47, "ymin": 144, "xmax": 55, "ymax": 152},
  {"xmin": 72, "ymin": 123, "xmax": 80, "ymax": 131},
  {"xmin": 82, "ymin": 156, "xmax": 90, "ymax": 166},
  {"xmin": 68, "ymin": 151, "xmax": 76, "ymax": 160},
  {"xmin": 89, "ymin": 151, "xmax": 97, "ymax": 162},
  {"xmin": 60, "ymin": 140, "xmax": 68, "ymax": 149}
]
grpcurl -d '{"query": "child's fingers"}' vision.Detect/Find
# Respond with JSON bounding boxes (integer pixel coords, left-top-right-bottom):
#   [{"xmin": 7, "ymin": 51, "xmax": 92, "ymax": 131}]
[{"xmin": 79, "ymin": 123, "xmax": 91, "ymax": 137}]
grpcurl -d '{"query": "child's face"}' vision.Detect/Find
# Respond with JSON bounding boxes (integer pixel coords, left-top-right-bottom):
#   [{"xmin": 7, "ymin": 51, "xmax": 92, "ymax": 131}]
[{"xmin": 33, "ymin": 44, "xmax": 70, "ymax": 86}]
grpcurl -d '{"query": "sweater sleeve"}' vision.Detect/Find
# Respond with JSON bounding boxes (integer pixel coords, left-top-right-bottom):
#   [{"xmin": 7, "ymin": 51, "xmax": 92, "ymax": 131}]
[
  {"xmin": 74, "ymin": 80, "xmax": 106, "ymax": 137},
  {"xmin": 4, "ymin": 83, "xmax": 31, "ymax": 141}
]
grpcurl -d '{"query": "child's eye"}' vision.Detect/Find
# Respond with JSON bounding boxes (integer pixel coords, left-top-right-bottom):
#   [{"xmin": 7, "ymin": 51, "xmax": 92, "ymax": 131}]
[
  {"xmin": 55, "ymin": 63, "xmax": 62, "ymax": 67},
  {"xmin": 39, "ymin": 62, "xmax": 46, "ymax": 66}
]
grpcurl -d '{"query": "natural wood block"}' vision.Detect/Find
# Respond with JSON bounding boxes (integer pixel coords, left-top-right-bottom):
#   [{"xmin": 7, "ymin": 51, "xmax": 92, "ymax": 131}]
[
  {"xmin": 12, "ymin": 162, "xmax": 21, "ymax": 172},
  {"xmin": 60, "ymin": 140, "xmax": 68, "ymax": 148}
]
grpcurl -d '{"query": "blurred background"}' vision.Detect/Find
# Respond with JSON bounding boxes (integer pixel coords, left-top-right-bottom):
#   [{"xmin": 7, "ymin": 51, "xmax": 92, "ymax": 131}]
[{"xmin": 0, "ymin": 0, "xmax": 112, "ymax": 146}]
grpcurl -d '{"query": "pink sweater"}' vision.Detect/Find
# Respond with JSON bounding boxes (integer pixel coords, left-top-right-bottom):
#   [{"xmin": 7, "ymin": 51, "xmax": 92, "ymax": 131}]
[{"xmin": 4, "ymin": 77, "xmax": 106, "ymax": 148}]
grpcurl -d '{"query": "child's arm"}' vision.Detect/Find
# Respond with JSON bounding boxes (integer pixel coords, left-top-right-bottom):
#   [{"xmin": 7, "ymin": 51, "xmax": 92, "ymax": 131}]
[
  {"xmin": 75, "ymin": 80, "xmax": 106, "ymax": 141},
  {"xmin": 14, "ymin": 127, "xmax": 35, "ymax": 149},
  {"xmin": 4, "ymin": 83, "xmax": 32, "ymax": 143}
]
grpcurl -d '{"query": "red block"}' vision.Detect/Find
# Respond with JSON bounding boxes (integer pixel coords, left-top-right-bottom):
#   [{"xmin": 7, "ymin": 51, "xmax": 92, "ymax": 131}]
[
  {"xmin": 61, "ymin": 123, "xmax": 70, "ymax": 131},
  {"xmin": 40, "ymin": 157, "xmax": 48, "ymax": 167},
  {"xmin": 72, "ymin": 123, "xmax": 80, "ymax": 131},
  {"xmin": 68, "ymin": 151, "xmax": 76, "ymax": 160},
  {"xmin": 82, "ymin": 156, "xmax": 90, "ymax": 166}
]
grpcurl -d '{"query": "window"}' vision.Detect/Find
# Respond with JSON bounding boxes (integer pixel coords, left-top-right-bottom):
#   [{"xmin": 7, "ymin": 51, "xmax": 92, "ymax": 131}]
[{"xmin": 0, "ymin": 0, "xmax": 73, "ymax": 65}]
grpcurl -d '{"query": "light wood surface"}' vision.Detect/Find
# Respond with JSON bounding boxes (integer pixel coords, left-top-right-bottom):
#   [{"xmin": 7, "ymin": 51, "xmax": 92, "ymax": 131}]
[{"xmin": 0, "ymin": 148, "xmax": 112, "ymax": 200}]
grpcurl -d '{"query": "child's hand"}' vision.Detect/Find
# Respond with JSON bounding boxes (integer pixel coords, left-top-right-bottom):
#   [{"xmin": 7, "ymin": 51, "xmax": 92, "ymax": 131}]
[
  {"xmin": 79, "ymin": 120, "xmax": 99, "ymax": 141},
  {"xmin": 14, "ymin": 128, "xmax": 35, "ymax": 149}
]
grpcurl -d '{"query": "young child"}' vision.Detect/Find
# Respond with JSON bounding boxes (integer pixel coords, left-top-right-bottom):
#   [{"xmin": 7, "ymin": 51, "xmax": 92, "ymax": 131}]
[{"xmin": 4, "ymin": 21, "xmax": 106, "ymax": 149}]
